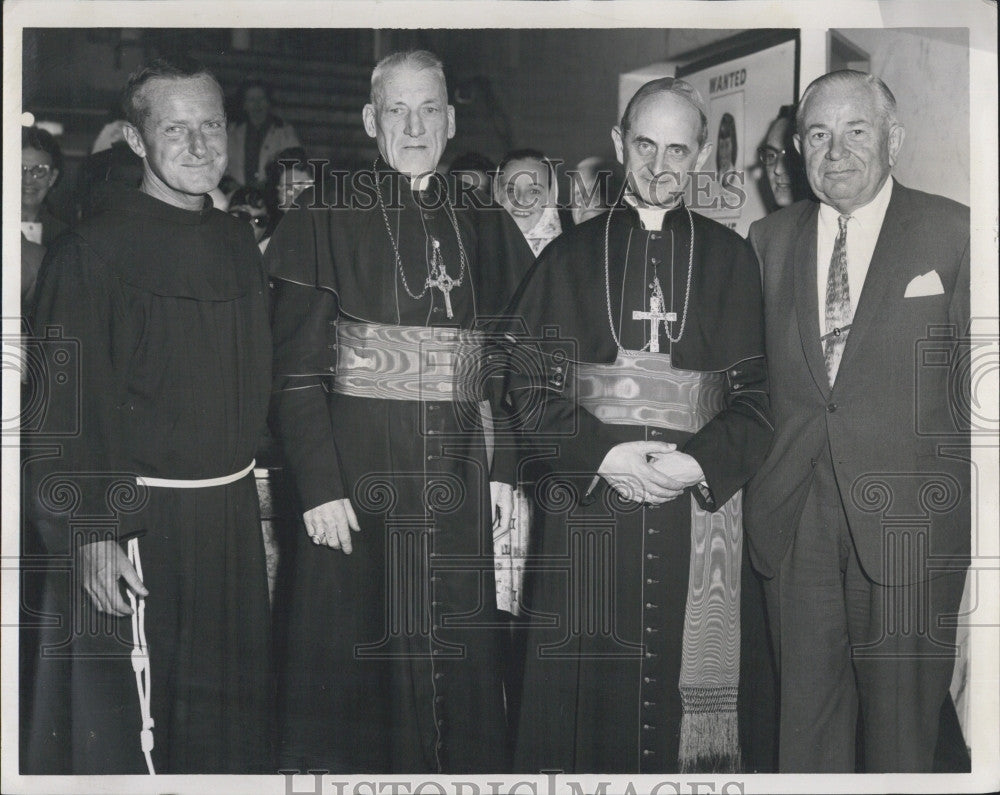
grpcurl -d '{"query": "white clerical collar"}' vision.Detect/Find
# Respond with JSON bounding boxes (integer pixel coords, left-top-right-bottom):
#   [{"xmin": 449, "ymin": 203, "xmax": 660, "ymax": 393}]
[
  {"xmin": 21, "ymin": 221, "xmax": 43, "ymax": 245},
  {"xmin": 818, "ymin": 176, "xmax": 894, "ymax": 230},
  {"xmin": 410, "ymin": 173, "xmax": 433, "ymax": 192},
  {"xmin": 623, "ymin": 192, "xmax": 679, "ymax": 231}
]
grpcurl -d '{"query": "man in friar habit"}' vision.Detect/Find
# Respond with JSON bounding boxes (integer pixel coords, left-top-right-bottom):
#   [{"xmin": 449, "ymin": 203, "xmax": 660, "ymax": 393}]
[
  {"xmin": 745, "ymin": 70, "xmax": 971, "ymax": 773},
  {"xmin": 25, "ymin": 57, "xmax": 273, "ymax": 774},
  {"xmin": 266, "ymin": 50, "xmax": 529, "ymax": 773},
  {"xmin": 500, "ymin": 76, "xmax": 773, "ymax": 773}
]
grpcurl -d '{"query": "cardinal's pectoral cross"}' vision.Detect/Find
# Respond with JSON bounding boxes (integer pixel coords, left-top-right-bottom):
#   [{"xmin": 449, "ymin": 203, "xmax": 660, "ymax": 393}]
[
  {"xmin": 632, "ymin": 281, "xmax": 675, "ymax": 353},
  {"xmin": 426, "ymin": 238, "xmax": 456, "ymax": 319}
]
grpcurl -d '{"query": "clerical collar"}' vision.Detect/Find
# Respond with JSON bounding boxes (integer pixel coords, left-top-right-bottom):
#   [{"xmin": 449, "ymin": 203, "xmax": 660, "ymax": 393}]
[
  {"xmin": 410, "ymin": 173, "xmax": 433, "ymax": 192},
  {"xmin": 623, "ymin": 193, "xmax": 682, "ymax": 231}
]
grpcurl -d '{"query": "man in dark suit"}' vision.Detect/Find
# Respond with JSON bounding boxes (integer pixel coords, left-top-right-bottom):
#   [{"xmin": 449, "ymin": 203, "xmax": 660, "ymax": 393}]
[{"xmin": 745, "ymin": 70, "xmax": 970, "ymax": 772}]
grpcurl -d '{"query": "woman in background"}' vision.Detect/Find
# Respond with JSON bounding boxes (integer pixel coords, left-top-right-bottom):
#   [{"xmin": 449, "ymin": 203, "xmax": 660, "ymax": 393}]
[
  {"xmin": 494, "ymin": 148, "xmax": 569, "ymax": 257},
  {"xmin": 21, "ymin": 126, "xmax": 67, "ymax": 312}
]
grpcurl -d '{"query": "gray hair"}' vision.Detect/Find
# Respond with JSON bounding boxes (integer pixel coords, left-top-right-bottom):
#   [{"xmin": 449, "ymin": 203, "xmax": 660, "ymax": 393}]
[
  {"xmin": 370, "ymin": 50, "xmax": 447, "ymax": 108},
  {"xmin": 796, "ymin": 69, "xmax": 898, "ymax": 132}
]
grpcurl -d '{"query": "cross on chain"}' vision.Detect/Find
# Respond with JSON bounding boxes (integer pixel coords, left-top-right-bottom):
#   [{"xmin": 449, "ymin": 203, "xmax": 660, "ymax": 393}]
[
  {"xmin": 426, "ymin": 238, "xmax": 456, "ymax": 319},
  {"xmin": 631, "ymin": 280, "xmax": 676, "ymax": 353}
]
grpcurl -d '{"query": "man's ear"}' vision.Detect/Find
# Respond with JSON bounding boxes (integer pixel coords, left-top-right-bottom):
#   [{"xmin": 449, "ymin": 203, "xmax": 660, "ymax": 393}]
[
  {"xmin": 695, "ymin": 141, "xmax": 713, "ymax": 172},
  {"xmin": 886, "ymin": 122, "xmax": 905, "ymax": 167},
  {"xmin": 447, "ymin": 105, "xmax": 456, "ymax": 140},
  {"xmin": 121, "ymin": 123, "xmax": 146, "ymax": 159},
  {"xmin": 362, "ymin": 104, "xmax": 377, "ymax": 139},
  {"xmin": 611, "ymin": 126, "xmax": 625, "ymax": 166}
]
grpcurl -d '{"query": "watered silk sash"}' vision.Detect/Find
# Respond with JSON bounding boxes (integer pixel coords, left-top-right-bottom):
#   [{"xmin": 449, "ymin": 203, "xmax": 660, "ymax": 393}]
[
  {"xmin": 576, "ymin": 351, "xmax": 742, "ymax": 772},
  {"xmin": 333, "ymin": 321, "xmax": 484, "ymax": 403}
]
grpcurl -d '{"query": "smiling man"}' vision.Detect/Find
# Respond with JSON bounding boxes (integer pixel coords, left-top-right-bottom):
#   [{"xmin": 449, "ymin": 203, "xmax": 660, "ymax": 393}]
[
  {"xmin": 499, "ymin": 76, "xmax": 772, "ymax": 773},
  {"xmin": 745, "ymin": 70, "xmax": 971, "ymax": 772},
  {"xmin": 265, "ymin": 50, "xmax": 523, "ymax": 773},
  {"xmin": 26, "ymin": 57, "xmax": 273, "ymax": 774}
]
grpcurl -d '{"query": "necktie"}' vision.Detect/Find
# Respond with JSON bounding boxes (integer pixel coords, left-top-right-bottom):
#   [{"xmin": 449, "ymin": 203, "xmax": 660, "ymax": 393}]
[{"xmin": 823, "ymin": 214, "xmax": 852, "ymax": 386}]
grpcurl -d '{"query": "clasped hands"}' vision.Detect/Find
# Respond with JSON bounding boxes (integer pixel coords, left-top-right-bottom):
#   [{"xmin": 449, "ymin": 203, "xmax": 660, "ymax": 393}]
[{"xmin": 598, "ymin": 441, "xmax": 704, "ymax": 504}]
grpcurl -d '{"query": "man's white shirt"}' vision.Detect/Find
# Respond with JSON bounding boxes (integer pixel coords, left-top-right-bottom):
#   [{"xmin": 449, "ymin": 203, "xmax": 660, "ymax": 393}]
[{"xmin": 816, "ymin": 176, "xmax": 894, "ymax": 334}]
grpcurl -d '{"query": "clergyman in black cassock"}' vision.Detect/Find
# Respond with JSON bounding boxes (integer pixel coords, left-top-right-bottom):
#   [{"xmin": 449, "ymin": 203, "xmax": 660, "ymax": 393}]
[
  {"xmin": 24, "ymin": 61, "xmax": 273, "ymax": 774},
  {"xmin": 266, "ymin": 50, "xmax": 530, "ymax": 774},
  {"xmin": 500, "ymin": 78, "xmax": 773, "ymax": 773}
]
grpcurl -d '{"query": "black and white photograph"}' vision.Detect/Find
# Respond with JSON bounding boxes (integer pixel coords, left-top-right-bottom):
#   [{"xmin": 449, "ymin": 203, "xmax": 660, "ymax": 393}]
[{"xmin": 3, "ymin": 2, "xmax": 997, "ymax": 794}]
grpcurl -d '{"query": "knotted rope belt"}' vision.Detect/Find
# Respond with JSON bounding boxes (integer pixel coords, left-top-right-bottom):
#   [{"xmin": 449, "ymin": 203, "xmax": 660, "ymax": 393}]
[
  {"xmin": 575, "ymin": 350, "xmax": 742, "ymax": 773},
  {"xmin": 127, "ymin": 458, "xmax": 256, "ymax": 774}
]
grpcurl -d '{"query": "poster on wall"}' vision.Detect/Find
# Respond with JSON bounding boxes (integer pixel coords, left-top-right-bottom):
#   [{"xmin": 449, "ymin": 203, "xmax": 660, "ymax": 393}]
[{"xmin": 677, "ymin": 30, "xmax": 798, "ymax": 236}]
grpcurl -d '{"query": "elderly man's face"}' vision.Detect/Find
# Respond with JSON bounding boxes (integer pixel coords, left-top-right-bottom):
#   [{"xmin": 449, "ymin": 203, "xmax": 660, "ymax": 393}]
[
  {"xmin": 496, "ymin": 157, "xmax": 550, "ymax": 233},
  {"xmin": 123, "ymin": 75, "xmax": 228, "ymax": 211},
  {"xmin": 795, "ymin": 81, "xmax": 903, "ymax": 215},
  {"xmin": 612, "ymin": 91, "xmax": 711, "ymax": 209},
  {"xmin": 363, "ymin": 65, "xmax": 455, "ymax": 179}
]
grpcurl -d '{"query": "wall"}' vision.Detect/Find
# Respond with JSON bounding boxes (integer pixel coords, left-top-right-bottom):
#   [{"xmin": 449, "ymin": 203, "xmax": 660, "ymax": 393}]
[{"xmin": 834, "ymin": 28, "xmax": 970, "ymax": 207}]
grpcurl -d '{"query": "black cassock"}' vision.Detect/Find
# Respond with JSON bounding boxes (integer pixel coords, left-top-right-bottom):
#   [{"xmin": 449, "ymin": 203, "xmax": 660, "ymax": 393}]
[
  {"xmin": 265, "ymin": 163, "xmax": 532, "ymax": 773},
  {"xmin": 24, "ymin": 188, "xmax": 273, "ymax": 773},
  {"xmin": 501, "ymin": 202, "xmax": 773, "ymax": 773}
]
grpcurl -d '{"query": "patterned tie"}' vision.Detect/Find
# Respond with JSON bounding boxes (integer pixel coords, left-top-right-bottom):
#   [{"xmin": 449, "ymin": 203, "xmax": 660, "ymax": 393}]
[{"xmin": 823, "ymin": 214, "xmax": 852, "ymax": 386}]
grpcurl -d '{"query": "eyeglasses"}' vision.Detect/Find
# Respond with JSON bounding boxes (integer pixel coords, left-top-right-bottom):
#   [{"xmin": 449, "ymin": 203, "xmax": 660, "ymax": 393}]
[
  {"xmin": 757, "ymin": 147, "xmax": 790, "ymax": 167},
  {"xmin": 22, "ymin": 164, "xmax": 53, "ymax": 180},
  {"xmin": 230, "ymin": 210, "xmax": 269, "ymax": 227}
]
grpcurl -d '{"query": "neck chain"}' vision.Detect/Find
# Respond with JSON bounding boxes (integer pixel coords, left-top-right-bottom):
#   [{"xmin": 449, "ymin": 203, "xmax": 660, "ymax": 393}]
[
  {"xmin": 604, "ymin": 201, "xmax": 695, "ymax": 355},
  {"xmin": 373, "ymin": 159, "xmax": 468, "ymax": 305}
]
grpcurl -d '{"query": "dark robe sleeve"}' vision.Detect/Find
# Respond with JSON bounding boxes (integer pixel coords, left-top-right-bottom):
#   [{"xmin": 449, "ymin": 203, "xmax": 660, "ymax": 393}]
[
  {"xmin": 499, "ymin": 246, "xmax": 632, "ymax": 483},
  {"xmin": 267, "ymin": 208, "xmax": 346, "ymax": 512},
  {"xmin": 473, "ymin": 207, "xmax": 539, "ymax": 485},
  {"xmin": 30, "ymin": 235, "xmax": 124, "ymax": 552},
  {"xmin": 680, "ymin": 232, "xmax": 773, "ymax": 510},
  {"xmin": 683, "ymin": 354, "xmax": 772, "ymax": 510}
]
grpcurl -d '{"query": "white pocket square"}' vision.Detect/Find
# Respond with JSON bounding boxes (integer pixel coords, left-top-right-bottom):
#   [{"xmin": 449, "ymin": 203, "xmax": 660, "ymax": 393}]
[{"xmin": 904, "ymin": 270, "xmax": 944, "ymax": 298}]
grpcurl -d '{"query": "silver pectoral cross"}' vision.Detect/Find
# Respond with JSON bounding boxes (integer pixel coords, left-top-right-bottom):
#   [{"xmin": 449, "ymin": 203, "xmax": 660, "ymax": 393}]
[
  {"xmin": 632, "ymin": 285, "xmax": 675, "ymax": 353},
  {"xmin": 426, "ymin": 238, "xmax": 455, "ymax": 319}
]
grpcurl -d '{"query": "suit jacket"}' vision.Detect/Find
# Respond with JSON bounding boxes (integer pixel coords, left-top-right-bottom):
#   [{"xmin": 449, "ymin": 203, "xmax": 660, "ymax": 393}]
[{"xmin": 744, "ymin": 181, "xmax": 970, "ymax": 586}]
